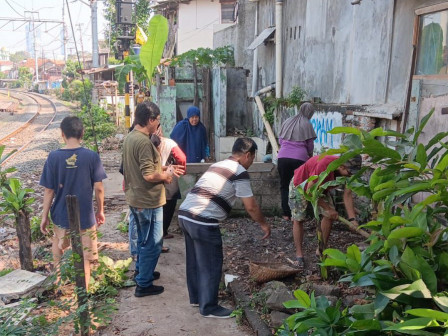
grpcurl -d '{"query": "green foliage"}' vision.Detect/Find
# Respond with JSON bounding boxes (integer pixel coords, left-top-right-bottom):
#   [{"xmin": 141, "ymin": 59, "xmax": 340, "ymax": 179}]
[
  {"xmin": 115, "ymin": 53, "xmax": 149, "ymax": 93},
  {"xmin": 284, "ymin": 108, "xmax": 448, "ymax": 335},
  {"xmin": 89, "ymin": 255, "xmax": 133, "ymax": 294},
  {"xmin": 9, "ymin": 51, "xmax": 30, "ymax": 63},
  {"xmin": 262, "ymin": 86, "xmax": 307, "ymax": 125},
  {"xmin": 13, "ymin": 67, "xmax": 33, "ymax": 88},
  {"xmin": 63, "ymin": 79, "xmax": 92, "ymax": 106},
  {"xmin": 0, "ymin": 178, "xmax": 34, "ymax": 215},
  {"xmin": 230, "ymin": 307, "xmax": 244, "ymax": 325},
  {"xmin": 140, "ymin": 14, "xmax": 169, "ymax": 80},
  {"xmin": 30, "ymin": 215, "xmax": 52, "ymax": 242},
  {"xmin": 0, "ymin": 268, "xmax": 13, "ymax": 277},
  {"xmin": 116, "ymin": 219, "xmax": 128, "ymax": 233},
  {"xmin": 0, "ymin": 145, "xmax": 17, "ymax": 188},
  {"xmin": 279, "ymin": 290, "xmax": 351, "ymax": 336},
  {"xmin": 62, "ymin": 60, "xmax": 81, "ymax": 81},
  {"xmin": 0, "ymin": 251, "xmax": 130, "ymax": 335},
  {"xmin": 77, "ymin": 104, "xmax": 116, "ymax": 148},
  {"xmin": 108, "ymin": 57, "xmax": 122, "ymax": 65},
  {"xmin": 169, "ymin": 46, "xmax": 235, "ymax": 68}
]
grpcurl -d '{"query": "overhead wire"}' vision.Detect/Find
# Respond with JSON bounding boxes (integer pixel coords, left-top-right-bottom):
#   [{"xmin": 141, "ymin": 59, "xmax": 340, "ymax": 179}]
[
  {"xmin": 65, "ymin": 0, "xmax": 99, "ymax": 153},
  {"xmin": 5, "ymin": 0, "xmax": 24, "ymax": 17}
]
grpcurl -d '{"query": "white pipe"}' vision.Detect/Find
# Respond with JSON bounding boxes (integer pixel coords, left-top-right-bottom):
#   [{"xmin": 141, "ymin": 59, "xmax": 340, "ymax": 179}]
[
  {"xmin": 275, "ymin": 0, "xmax": 283, "ymax": 98},
  {"xmin": 251, "ymin": 2, "xmax": 259, "ymax": 97}
]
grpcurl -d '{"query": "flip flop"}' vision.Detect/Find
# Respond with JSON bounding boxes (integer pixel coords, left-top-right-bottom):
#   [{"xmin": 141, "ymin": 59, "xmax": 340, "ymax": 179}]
[{"xmin": 162, "ymin": 246, "xmax": 170, "ymax": 253}]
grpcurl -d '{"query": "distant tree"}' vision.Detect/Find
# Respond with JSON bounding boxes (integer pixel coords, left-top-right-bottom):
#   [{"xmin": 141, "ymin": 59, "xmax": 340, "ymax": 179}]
[
  {"xmin": 62, "ymin": 60, "xmax": 81, "ymax": 81},
  {"xmin": 0, "ymin": 72, "xmax": 6, "ymax": 79},
  {"xmin": 13, "ymin": 67, "xmax": 32, "ymax": 88},
  {"xmin": 9, "ymin": 51, "xmax": 30, "ymax": 64}
]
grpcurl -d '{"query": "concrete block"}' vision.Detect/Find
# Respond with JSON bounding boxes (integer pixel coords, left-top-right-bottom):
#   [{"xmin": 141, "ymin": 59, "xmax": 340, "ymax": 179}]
[
  {"xmin": 266, "ymin": 287, "xmax": 295, "ymax": 313},
  {"xmin": 261, "ymin": 195, "xmax": 282, "ymax": 211},
  {"xmin": 0, "ymin": 270, "xmax": 47, "ymax": 304},
  {"xmin": 248, "ymin": 162, "xmax": 275, "ymax": 173},
  {"xmin": 270, "ymin": 311, "xmax": 290, "ymax": 328},
  {"xmin": 185, "ymin": 163, "xmax": 211, "ymax": 175}
]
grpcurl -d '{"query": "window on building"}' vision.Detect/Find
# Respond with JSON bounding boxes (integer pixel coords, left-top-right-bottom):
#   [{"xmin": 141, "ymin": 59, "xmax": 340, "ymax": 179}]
[
  {"xmin": 221, "ymin": 1, "xmax": 236, "ymax": 24},
  {"xmin": 415, "ymin": 7, "xmax": 448, "ymax": 75}
]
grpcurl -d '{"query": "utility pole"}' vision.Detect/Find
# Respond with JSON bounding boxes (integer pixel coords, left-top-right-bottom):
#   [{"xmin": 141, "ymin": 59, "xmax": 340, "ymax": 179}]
[
  {"xmin": 29, "ymin": 12, "xmax": 39, "ymax": 82},
  {"xmin": 91, "ymin": 0, "xmax": 99, "ymax": 68},
  {"xmin": 116, "ymin": 0, "xmax": 136, "ymax": 128},
  {"xmin": 76, "ymin": 23, "xmax": 86, "ymax": 68},
  {"xmin": 62, "ymin": 0, "xmax": 67, "ymax": 61}
]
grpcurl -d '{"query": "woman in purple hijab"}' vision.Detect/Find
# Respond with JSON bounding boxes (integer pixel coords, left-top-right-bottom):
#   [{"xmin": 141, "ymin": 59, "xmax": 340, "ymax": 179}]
[
  {"xmin": 277, "ymin": 102, "xmax": 316, "ymax": 220},
  {"xmin": 170, "ymin": 106, "xmax": 209, "ymax": 163}
]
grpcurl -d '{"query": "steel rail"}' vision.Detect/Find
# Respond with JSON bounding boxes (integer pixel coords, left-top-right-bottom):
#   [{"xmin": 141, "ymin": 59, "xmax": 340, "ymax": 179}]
[
  {"xmin": 0, "ymin": 89, "xmax": 41, "ymax": 144},
  {"xmin": 1, "ymin": 91, "xmax": 58, "ymax": 166}
]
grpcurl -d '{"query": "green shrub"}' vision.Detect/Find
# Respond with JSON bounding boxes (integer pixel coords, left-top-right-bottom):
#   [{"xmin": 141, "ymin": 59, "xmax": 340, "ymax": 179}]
[
  {"xmin": 279, "ymin": 109, "xmax": 448, "ymax": 335},
  {"xmin": 77, "ymin": 105, "xmax": 116, "ymax": 148}
]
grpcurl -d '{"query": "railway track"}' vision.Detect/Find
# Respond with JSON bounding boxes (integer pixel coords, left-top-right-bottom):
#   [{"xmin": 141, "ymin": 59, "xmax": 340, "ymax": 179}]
[{"xmin": 0, "ymin": 90, "xmax": 58, "ymax": 166}]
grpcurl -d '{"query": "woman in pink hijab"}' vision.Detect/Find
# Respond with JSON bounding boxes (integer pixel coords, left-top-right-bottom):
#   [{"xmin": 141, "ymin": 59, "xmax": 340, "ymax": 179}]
[{"xmin": 277, "ymin": 102, "xmax": 316, "ymax": 221}]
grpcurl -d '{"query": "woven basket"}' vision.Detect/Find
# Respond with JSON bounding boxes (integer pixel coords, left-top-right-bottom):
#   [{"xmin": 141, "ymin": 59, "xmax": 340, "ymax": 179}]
[{"xmin": 249, "ymin": 261, "xmax": 300, "ymax": 283}]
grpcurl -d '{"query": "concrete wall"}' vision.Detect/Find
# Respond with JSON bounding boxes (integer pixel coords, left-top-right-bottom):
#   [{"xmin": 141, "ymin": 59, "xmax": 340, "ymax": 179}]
[
  {"xmin": 226, "ymin": 68, "xmax": 252, "ymax": 131},
  {"xmin": 178, "ymin": 0, "xmax": 234, "ymax": 54},
  {"xmin": 179, "ymin": 162, "xmax": 281, "ymax": 214},
  {"xmin": 214, "ymin": 0, "xmax": 446, "ymax": 114}
]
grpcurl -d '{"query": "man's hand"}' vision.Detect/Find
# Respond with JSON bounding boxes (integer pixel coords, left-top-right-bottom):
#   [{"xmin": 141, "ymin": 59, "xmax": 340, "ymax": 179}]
[
  {"xmin": 260, "ymin": 222, "xmax": 271, "ymax": 239},
  {"xmin": 164, "ymin": 173, "xmax": 173, "ymax": 184},
  {"xmin": 96, "ymin": 211, "xmax": 105, "ymax": 226},
  {"xmin": 172, "ymin": 165, "xmax": 185, "ymax": 177},
  {"xmin": 40, "ymin": 217, "xmax": 50, "ymax": 235}
]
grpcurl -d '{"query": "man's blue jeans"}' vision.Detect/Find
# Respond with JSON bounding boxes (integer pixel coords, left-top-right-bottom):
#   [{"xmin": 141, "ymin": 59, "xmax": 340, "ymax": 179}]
[
  {"xmin": 129, "ymin": 206, "xmax": 163, "ymax": 288},
  {"xmin": 178, "ymin": 217, "xmax": 223, "ymax": 315},
  {"xmin": 129, "ymin": 211, "xmax": 138, "ymax": 257}
]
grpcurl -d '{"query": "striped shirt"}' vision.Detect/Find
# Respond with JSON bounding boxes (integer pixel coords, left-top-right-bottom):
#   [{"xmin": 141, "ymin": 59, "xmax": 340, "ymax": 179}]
[{"xmin": 179, "ymin": 158, "xmax": 253, "ymax": 225}]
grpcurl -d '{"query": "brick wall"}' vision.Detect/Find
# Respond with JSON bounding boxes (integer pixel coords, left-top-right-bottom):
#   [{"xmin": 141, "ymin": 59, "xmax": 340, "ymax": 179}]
[{"xmin": 178, "ymin": 162, "xmax": 281, "ymax": 216}]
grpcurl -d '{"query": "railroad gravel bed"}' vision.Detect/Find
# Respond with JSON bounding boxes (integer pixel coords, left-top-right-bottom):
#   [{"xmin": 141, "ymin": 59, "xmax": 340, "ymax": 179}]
[{"xmin": 0, "ymin": 90, "xmax": 38, "ymax": 141}]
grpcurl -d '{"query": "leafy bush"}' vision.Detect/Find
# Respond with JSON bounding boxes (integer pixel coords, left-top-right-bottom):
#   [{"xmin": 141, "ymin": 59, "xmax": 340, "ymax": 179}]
[
  {"xmin": 262, "ymin": 86, "xmax": 307, "ymax": 125},
  {"xmin": 169, "ymin": 46, "xmax": 235, "ymax": 68},
  {"xmin": 77, "ymin": 104, "xmax": 116, "ymax": 149},
  {"xmin": 279, "ymin": 109, "xmax": 448, "ymax": 335},
  {"xmin": 30, "ymin": 215, "xmax": 52, "ymax": 242}
]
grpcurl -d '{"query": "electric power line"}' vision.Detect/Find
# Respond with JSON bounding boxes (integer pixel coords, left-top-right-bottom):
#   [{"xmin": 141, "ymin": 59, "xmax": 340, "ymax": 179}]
[
  {"xmin": 65, "ymin": 0, "xmax": 99, "ymax": 153},
  {"xmin": 5, "ymin": 0, "xmax": 24, "ymax": 17}
]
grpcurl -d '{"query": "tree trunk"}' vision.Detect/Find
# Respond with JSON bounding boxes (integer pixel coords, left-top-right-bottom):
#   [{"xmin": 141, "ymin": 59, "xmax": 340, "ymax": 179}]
[{"xmin": 16, "ymin": 210, "xmax": 33, "ymax": 271}]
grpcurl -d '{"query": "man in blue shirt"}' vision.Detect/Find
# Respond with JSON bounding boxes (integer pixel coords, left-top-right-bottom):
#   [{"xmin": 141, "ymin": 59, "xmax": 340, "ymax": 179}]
[{"xmin": 40, "ymin": 116, "xmax": 107, "ymax": 290}]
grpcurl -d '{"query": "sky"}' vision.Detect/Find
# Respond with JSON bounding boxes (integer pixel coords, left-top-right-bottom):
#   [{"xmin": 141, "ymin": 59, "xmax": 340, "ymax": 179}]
[{"xmin": 0, "ymin": 0, "xmax": 108, "ymax": 59}]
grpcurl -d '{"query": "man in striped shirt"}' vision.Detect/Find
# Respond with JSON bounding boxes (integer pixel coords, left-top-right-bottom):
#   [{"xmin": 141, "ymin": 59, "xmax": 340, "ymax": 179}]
[{"xmin": 178, "ymin": 137, "xmax": 271, "ymax": 319}]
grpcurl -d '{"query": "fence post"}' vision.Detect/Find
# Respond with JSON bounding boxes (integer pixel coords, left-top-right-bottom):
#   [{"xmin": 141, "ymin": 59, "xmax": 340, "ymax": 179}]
[
  {"xmin": 66, "ymin": 195, "xmax": 89, "ymax": 336},
  {"xmin": 16, "ymin": 210, "xmax": 33, "ymax": 271}
]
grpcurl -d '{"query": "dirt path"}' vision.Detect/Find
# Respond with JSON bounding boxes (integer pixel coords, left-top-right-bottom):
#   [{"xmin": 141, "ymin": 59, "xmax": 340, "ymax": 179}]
[{"xmin": 97, "ymin": 163, "xmax": 252, "ymax": 336}]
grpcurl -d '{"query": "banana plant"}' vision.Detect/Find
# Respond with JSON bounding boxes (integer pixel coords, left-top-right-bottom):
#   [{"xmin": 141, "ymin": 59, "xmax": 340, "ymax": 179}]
[{"xmin": 0, "ymin": 178, "xmax": 34, "ymax": 271}]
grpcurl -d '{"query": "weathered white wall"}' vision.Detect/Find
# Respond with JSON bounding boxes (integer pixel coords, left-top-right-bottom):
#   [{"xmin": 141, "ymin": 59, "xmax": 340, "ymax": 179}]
[
  {"xmin": 178, "ymin": 0, "xmax": 234, "ymax": 54},
  {"xmin": 214, "ymin": 0, "xmax": 432, "ymax": 109}
]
